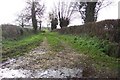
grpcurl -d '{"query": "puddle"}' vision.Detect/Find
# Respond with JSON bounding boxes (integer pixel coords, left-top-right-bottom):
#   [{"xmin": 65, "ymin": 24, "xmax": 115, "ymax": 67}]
[{"xmin": 0, "ymin": 67, "xmax": 82, "ymax": 79}]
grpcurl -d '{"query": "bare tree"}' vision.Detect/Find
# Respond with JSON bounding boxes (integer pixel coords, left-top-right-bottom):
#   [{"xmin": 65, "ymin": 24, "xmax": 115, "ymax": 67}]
[
  {"xmin": 21, "ymin": 0, "xmax": 45, "ymax": 33},
  {"xmin": 51, "ymin": 0, "xmax": 76, "ymax": 28},
  {"xmin": 16, "ymin": 12, "xmax": 28, "ymax": 28},
  {"xmin": 58, "ymin": 1, "xmax": 76, "ymax": 28},
  {"xmin": 49, "ymin": 4, "xmax": 58, "ymax": 30},
  {"xmin": 49, "ymin": 13, "xmax": 58, "ymax": 30},
  {"xmin": 84, "ymin": 2, "xmax": 97, "ymax": 23},
  {"xmin": 75, "ymin": 0, "xmax": 112, "ymax": 23},
  {"xmin": 94, "ymin": 0, "xmax": 112, "ymax": 21}
]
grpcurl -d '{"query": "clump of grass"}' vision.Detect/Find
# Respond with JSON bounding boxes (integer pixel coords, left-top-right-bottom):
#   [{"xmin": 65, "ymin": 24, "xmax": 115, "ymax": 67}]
[{"xmin": 2, "ymin": 32, "xmax": 44, "ymax": 61}]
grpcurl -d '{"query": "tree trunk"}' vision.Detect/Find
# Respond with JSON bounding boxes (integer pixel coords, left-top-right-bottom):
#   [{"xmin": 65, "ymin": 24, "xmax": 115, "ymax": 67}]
[
  {"xmin": 31, "ymin": 2, "xmax": 37, "ymax": 33},
  {"xmin": 84, "ymin": 2, "xmax": 97, "ymax": 23},
  {"xmin": 21, "ymin": 18, "xmax": 24, "ymax": 28},
  {"xmin": 39, "ymin": 22, "xmax": 41, "ymax": 30},
  {"xmin": 21, "ymin": 21, "xmax": 24, "ymax": 28}
]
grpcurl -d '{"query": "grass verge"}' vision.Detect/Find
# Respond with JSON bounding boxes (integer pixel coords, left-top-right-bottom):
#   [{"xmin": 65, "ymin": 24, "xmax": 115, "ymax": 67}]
[
  {"xmin": 47, "ymin": 32, "xmax": 119, "ymax": 77},
  {"xmin": 2, "ymin": 32, "xmax": 44, "ymax": 61}
]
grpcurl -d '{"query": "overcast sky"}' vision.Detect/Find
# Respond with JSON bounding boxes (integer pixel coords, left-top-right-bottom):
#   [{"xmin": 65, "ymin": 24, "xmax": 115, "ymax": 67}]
[{"xmin": 0, "ymin": 0, "xmax": 119, "ymax": 26}]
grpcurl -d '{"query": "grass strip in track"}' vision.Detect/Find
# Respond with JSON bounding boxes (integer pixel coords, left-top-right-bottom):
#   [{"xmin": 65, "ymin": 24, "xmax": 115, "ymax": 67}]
[{"xmin": 46, "ymin": 32, "xmax": 64, "ymax": 52}]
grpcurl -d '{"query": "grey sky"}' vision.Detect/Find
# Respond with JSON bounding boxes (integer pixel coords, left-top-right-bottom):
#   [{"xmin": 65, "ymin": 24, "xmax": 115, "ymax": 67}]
[{"xmin": 0, "ymin": 0, "xmax": 119, "ymax": 26}]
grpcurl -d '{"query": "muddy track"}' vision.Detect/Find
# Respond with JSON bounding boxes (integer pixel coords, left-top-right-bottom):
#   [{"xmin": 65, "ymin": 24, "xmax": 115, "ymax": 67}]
[{"xmin": 0, "ymin": 37, "xmax": 96, "ymax": 78}]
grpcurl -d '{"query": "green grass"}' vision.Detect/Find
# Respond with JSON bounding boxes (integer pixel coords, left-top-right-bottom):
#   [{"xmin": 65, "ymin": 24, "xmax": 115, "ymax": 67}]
[
  {"xmin": 45, "ymin": 32, "xmax": 64, "ymax": 52},
  {"xmin": 61, "ymin": 35, "xmax": 119, "ymax": 67},
  {"xmin": 2, "ymin": 32, "xmax": 45, "ymax": 61},
  {"xmin": 46, "ymin": 32, "xmax": 119, "ymax": 70}
]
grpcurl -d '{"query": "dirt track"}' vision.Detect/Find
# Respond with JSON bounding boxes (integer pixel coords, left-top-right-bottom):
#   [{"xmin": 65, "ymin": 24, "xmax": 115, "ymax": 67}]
[{"xmin": 1, "ymin": 37, "xmax": 93, "ymax": 78}]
